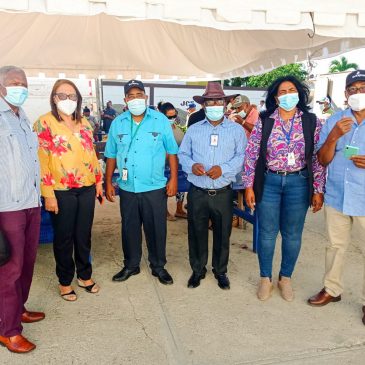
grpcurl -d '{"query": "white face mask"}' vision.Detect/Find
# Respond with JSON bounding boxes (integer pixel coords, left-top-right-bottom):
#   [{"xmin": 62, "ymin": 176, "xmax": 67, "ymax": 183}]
[
  {"xmin": 57, "ymin": 99, "xmax": 77, "ymax": 116},
  {"xmin": 348, "ymin": 93, "xmax": 365, "ymax": 112},
  {"xmin": 238, "ymin": 110, "xmax": 246, "ymax": 118}
]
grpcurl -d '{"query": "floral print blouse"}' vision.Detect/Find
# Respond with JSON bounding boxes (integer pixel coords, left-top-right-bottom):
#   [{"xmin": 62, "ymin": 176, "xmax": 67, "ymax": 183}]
[
  {"xmin": 243, "ymin": 108, "xmax": 326, "ymax": 193},
  {"xmin": 34, "ymin": 112, "xmax": 102, "ymax": 198}
]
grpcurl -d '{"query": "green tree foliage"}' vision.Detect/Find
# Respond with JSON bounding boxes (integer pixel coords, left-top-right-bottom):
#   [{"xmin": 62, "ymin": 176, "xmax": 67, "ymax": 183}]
[
  {"xmin": 329, "ymin": 56, "xmax": 359, "ymax": 73},
  {"xmin": 224, "ymin": 64, "xmax": 307, "ymax": 88}
]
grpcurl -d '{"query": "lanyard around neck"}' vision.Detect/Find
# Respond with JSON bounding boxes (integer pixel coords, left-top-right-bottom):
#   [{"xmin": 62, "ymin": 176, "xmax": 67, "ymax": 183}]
[
  {"xmin": 280, "ymin": 115, "xmax": 296, "ymax": 145},
  {"xmin": 124, "ymin": 117, "xmax": 143, "ymax": 163}
]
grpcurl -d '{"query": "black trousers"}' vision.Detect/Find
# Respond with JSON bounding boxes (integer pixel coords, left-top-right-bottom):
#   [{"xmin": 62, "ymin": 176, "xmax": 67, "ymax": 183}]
[
  {"xmin": 187, "ymin": 185, "xmax": 233, "ymax": 275},
  {"xmin": 51, "ymin": 185, "xmax": 95, "ymax": 286},
  {"xmin": 119, "ymin": 188, "xmax": 167, "ymax": 272}
]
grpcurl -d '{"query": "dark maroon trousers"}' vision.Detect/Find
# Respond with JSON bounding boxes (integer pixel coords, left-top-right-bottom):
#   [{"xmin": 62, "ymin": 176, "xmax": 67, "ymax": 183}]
[{"xmin": 0, "ymin": 207, "xmax": 41, "ymax": 337}]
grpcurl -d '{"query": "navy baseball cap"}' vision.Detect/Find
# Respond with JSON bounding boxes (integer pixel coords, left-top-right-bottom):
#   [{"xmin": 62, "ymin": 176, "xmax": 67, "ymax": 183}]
[
  {"xmin": 124, "ymin": 79, "xmax": 145, "ymax": 95},
  {"xmin": 345, "ymin": 70, "xmax": 365, "ymax": 88}
]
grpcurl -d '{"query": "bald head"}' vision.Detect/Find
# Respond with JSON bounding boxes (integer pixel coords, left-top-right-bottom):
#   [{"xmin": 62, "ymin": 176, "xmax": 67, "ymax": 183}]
[{"xmin": 0, "ymin": 66, "xmax": 28, "ymax": 109}]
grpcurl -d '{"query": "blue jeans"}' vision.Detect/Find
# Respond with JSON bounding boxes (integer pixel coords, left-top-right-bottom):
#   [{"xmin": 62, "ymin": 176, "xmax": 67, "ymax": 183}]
[{"xmin": 257, "ymin": 170, "xmax": 310, "ymax": 278}]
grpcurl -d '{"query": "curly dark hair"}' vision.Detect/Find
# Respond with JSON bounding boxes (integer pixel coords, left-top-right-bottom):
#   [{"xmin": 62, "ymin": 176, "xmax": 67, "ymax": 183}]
[{"xmin": 260, "ymin": 75, "xmax": 310, "ymax": 119}]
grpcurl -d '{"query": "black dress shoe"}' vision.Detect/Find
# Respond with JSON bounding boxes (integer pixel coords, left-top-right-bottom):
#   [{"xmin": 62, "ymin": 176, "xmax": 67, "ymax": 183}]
[
  {"xmin": 112, "ymin": 267, "xmax": 140, "ymax": 282},
  {"xmin": 152, "ymin": 269, "xmax": 173, "ymax": 285},
  {"xmin": 214, "ymin": 273, "xmax": 230, "ymax": 290},
  {"xmin": 187, "ymin": 270, "xmax": 207, "ymax": 288}
]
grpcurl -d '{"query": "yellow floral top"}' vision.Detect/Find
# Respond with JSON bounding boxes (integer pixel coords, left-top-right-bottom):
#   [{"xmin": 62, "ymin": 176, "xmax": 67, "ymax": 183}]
[{"xmin": 33, "ymin": 112, "xmax": 103, "ymax": 198}]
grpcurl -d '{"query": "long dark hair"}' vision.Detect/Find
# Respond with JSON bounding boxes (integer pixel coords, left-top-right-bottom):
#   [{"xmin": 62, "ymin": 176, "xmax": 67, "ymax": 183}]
[
  {"xmin": 260, "ymin": 75, "xmax": 310, "ymax": 119},
  {"xmin": 157, "ymin": 101, "xmax": 176, "ymax": 115},
  {"xmin": 50, "ymin": 79, "xmax": 82, "ymax": 123}
]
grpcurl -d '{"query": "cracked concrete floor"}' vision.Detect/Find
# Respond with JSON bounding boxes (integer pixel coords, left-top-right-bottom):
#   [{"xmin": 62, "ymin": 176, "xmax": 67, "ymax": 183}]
[{"xmin": 1, "ymin": 198, "xmax": 365, "ymax": 365}]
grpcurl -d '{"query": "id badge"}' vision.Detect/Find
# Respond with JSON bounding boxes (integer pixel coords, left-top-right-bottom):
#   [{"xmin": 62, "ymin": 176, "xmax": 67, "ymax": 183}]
[
  {"xmin": 210, "ymin": 134, "xmax": 219, "ymax": 147},
  {"xmin": 287, "ymin": 152, "xmax": 295, "ymax": 166},
  {"xmin": 122, "ymin": 168, "xmax": 128, "ymax": 181}
]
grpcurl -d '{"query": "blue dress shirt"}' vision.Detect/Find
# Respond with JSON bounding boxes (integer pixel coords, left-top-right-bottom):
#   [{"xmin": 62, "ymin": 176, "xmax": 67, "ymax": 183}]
[
  {"xmin": 0, "ymin": 98, "xmax": 40, "ymax": 212},
  {"xmin": 105, "ymin": 108, "xmax": 178, "ymax": 193},
  {"xmin": 178, "ymin": 117, "xmax": 247, "ymax": 189},
  {"xmin": 318, "ymin": 108, "xmax": 365, "ymax": 216}
]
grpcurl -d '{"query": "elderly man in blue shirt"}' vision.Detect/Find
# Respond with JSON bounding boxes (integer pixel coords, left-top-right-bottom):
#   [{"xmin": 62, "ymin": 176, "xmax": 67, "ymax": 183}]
[
  {"xmin": 179, "ymin": 82, "xmax": 247, "ymax": 290},
  {"xmin": 105, "ymin": 80, "xmax": 178, "ymax": 285},
  {"xmin": 308, "ymin": 70, "xmax": 365, "ymax": 325},
  {"xmin": 0, "ymin": 66, "xmax": 44, "ymax": 354}
]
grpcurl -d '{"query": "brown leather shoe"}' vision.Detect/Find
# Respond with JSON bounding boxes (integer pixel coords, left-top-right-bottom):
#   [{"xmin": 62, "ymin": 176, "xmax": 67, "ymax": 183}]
[
  {"xmin": 0, "ymin": 334, "xmax": 36, "ymax": 353},
  {"xmin": 362, "ymin": 306, "xmax": 365, "ymax": 326},
  {"xmin": 307, "ymin": 288, "xmax": 341, "ymax": 306},
  {"xmin": 21, "ymin": 311, "xmax": 45, "ymax": 323}
]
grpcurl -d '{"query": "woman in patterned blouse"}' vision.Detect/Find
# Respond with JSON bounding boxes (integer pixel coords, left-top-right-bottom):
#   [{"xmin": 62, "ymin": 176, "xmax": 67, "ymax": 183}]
[
  {"xmin": 34, "ymin": 79, "xmax": 103, "ymax": 301},
  {"xmin": 243, "ymin": 76, "xmax": 326, "ymax": 302}
]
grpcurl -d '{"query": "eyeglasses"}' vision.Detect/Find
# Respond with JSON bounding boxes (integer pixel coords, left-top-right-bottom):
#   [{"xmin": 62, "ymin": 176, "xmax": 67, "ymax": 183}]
[
  {"xmin": 346, "ymin": 86, "xmax": 365, "ymax": 95},
  {"xmin": 55, "ymin": 93, "xmax": 78, "ymax": 101},
  {"xmin": 167, "ymin": 115, "xmax": 178, "ymax": 119},
  {"xmin": 204, "ymin": 99, "xmax": 224, "ymax": 106}
]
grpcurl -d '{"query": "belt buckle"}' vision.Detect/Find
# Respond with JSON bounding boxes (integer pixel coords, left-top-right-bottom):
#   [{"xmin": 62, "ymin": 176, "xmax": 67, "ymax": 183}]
[
  {"xmin": 278, "ymin": 170, "xmax": 287, "ymax": 176},
  {"xmin": 208, "ymin": 189, "xmax": 217, "ymax": 196}
]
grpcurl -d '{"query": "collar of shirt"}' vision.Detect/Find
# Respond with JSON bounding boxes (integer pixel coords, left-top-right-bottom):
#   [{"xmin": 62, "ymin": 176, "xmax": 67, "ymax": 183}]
[
  {"xmin": 0, "ymin": 97, "xmax": 11, "ymax": 112},
  {"xmin": 199, "ymin": 116, "xmax": 230, "ymax": 128},
  {"xmin": 269, "ymin": 108, "xmax": 303, "ymax": 121}
]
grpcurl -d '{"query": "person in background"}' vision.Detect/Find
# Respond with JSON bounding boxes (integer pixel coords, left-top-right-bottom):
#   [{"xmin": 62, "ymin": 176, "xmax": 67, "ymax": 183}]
[
  {"xmin": 179, "ymin": 82, "xmax": 246, "ymax": 290},
  {"xmin": 259, "ymin": 100, "xmax": 266, "ymax": 112},
  {"xmin": 243, "ymin": 75, "xmax": 325, "ymax": 302},
  {"xmin": 83, "ymin": 106, "xmax": 100, "ymax": 141},
  {"xmin": 105, "ymin": 80, "xmax": 178, "ymax": 285},
  {"xmin": 101, "ymin": 100, "xmax": 116, "ymax": 134},
  {"xmin": 316, "ymin": 96, "xmax": 335, "ymax": 120},
  {"xmin": 230, "ymin": 95, "xmax": 259, "ymax": 138},
  {"xmin": 186, "ymin": 102, "xmax": 197, "ymax": 125},
  {"xmin": 307, "ymin": 70, "xmax": 365, "ymax": 325},
  {"xmin": 34, "ymin": 79, "xmax": 103, "ymax": 302},
  {"xmin": 0, "ymin": 66, "xmax": 44, "ymax": 354},
  {"xmin": 158, "ymin": 101, "xmax": 187, "ymax": 220}
]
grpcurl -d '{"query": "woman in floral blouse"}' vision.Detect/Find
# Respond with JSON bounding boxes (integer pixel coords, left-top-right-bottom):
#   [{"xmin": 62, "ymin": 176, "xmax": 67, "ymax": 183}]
[
  {"xmin": 243, "ymin": 76, "xmax": 326, "ymax": 302},
  {"xmin": 34, "ymin": 79, "xmax": 103, "ymax": 301}
]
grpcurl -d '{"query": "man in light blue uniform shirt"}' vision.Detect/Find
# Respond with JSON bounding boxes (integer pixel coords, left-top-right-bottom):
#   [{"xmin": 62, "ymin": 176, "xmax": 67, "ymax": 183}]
[
  {"xmin": 105, "ymin": 80, "xmax": 178, "ymax": 285},
  {"xmin": 0, "ymin": 66, "xmax": 44, "ymax": 354},
  {"xmin": 179, "ymin": 82, "xmax": 246, "ymax": 290},
  {"xmin": 308, "ymin": 70, "xmax": 365, "ymax": 325}
]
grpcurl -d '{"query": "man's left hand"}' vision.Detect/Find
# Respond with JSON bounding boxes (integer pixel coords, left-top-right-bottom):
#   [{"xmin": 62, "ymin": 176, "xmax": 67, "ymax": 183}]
[
  {"xmin": 206, "ymin": 166, "xmax": 222, "ymax": 180},
  {"xmin": 312, "ymin": 193, "xmax": 324, "ymax": 213},
  {"xmin": 166, "ymin": 178, "xmax": 178, "ymax": 197},
  {"xmin": 350, "ymin": 155, "xmax": 365, "ymax": 169}
]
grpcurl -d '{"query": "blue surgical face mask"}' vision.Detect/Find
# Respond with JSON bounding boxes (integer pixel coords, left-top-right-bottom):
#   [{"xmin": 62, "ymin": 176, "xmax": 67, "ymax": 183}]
[
  {"xmin": 4, "ymin": 86, "xmax": 28, "ymax": 107},
  {"xmin": 127, "ymin": 98, "xmax": 146, "ymax": 116},
  {"xmin": 205, "ymin": 106, "xmax": 224, "ymax": 121},
  {"xmin": 278, "ymin": 93, "xmax": 299, "ymax": 111},
  {"xmin": 238, "ymin": 110, "xmax": 246, "ymax": 118}
]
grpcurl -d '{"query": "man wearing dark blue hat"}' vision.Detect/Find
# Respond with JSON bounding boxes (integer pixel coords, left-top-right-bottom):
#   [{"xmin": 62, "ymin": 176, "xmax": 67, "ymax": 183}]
[{"xmin": 104, "ymin": 80, "xmax": 178, "ymax": 285}]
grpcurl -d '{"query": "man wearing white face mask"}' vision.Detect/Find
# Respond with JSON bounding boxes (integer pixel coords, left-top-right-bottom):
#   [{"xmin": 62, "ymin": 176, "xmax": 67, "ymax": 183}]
[
  {"xmin": 178, "ymin": 82, "xmax": 246, "ymax": 290},
  {"xmin": 105, "ymin": 80, "xmax": 179, "ymax": 285},
  {"xmin": 230, "ymin": 94, "xmax": 259, "ymax": 138},
  {"xmin": 308, "ymin": 70, "xmax": 365, "ymax": 325},
  {"xmin": 0, "ymin": 66, "xmax": 43, "ymax": 353}
]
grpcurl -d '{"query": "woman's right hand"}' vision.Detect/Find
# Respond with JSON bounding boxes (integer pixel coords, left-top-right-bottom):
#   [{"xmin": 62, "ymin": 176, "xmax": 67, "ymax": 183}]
[
  {"xmin": 245, "ymin": 187, "xmax": 256, "ymax": 210},
  {"xmin": 45, "ymin": 197, "xmax": 59, "ymax": 214}
]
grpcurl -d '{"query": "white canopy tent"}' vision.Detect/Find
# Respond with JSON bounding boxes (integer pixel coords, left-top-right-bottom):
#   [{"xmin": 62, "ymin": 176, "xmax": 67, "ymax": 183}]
[{"xmin": 0, "ymin": 0, "xmax": 365, "ymax": 80}]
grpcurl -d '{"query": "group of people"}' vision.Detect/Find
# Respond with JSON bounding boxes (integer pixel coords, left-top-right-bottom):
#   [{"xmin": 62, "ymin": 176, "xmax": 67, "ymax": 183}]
[{"xmin": 0, "ymin": 64, "xmax": 365, "ymax": 354}]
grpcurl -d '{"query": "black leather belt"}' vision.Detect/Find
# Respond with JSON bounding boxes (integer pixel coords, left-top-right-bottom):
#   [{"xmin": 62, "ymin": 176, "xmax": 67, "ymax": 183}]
[
  {"xmin": 193, "ymin": 184, "xmax": 231, "ymax": 196},
  {"xmin": 267, "ymin": 167, "xmax": 307, "ymax": 176}
]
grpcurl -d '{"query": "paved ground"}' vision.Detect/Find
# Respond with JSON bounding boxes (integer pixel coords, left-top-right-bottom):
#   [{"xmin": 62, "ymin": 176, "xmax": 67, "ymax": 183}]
[{"xmin": 1, "ymin": 199, "xmax": 365, "ymax": 365}]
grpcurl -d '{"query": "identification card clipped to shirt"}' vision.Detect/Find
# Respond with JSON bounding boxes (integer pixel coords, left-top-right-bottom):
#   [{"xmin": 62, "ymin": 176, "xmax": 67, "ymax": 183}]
[
  {"xmin": 287, "ymin": 152, "xmax": 296, "ymax": 166},
  {"xmin": 210, "ymin": 134, "xmax": 219, "ymax": 147},
  {"xmin": 122, "ymin": 168, "xmax": 128, "ymax": 181}
]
